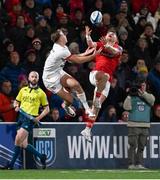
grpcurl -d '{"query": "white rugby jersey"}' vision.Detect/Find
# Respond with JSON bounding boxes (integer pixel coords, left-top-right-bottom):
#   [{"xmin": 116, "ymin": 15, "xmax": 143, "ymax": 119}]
[{"xmin": 43, "ymin": 43, "xmax": 71, "ymax": 77}]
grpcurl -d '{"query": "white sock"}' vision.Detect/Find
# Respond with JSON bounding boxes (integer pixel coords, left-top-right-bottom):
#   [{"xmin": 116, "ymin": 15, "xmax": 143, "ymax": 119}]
[
  {"xmin": 95, "ymin": 96, "xmax": 100, "ymax": 103},
  {"xmin": 77, "ymin": 92, "xmax": 90, "ymax": 111},
  {"xmin": 86, "ymin": 127, "xmax": 91, "ymax": 132}
]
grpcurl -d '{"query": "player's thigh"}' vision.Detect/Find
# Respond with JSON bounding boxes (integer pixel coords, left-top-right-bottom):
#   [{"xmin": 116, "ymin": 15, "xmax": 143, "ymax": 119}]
[
  {"xmin": 56, "ymin": 88, "xmax": 73, "ymax": 103},
  {"xmin": 43, "ymin": 72, "xmax": 62, "ymax": 94},
  {"xmin": 60, "ymin": 73, "xmax": 79, "ymax": 89},
  {"xmin": 89, "ymin": 71, "xmax": 97, "ymax": 86},
  {"xmin": 15, "ymin": 128, "xmax": 29, "ymax": 145},
  {"xmin": 95, "ymin": 71, "xmax": 109, "ymax": 82},
  {"xmin": 89, "ymin": 71, "xmax": 109, "ymax": 85}
]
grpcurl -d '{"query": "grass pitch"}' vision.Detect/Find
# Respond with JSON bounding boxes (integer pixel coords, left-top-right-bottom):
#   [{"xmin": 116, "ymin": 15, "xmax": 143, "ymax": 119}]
[{"xmin": 0, "ymin": 169, "xmax": 160, "ymax": 179}]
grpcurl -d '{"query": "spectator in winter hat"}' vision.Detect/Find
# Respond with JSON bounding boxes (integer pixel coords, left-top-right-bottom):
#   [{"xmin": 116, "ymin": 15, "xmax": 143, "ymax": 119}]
[
  {"xmin": 32, "ymin": 38, "xmax": 42, "ymax": 51},
  {"xmin": 118, "ymin": 111, "xmax": 129, "ymax": 123},
  {"xmin": 23, "ymin": 48, "xmax": 40, "ymax": 75},
  {"xmin": 35, "ymin": 15, "xmax": 51, "ymax": 45},
  {"xmin": 32, "ymin": 37, "xmax": 41, "ymax": 44},
  {"xmin": 18, "ymin": 74, "xmax": 28, "ymax": 89},
  {"xmin": 36, "ymin": 15, "xmax": 47, "ymax": 23}
]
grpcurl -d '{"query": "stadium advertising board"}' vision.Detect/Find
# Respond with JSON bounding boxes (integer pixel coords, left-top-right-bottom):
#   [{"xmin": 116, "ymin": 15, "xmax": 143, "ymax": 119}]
[{"xmin": 0, "ymin": 123, "xmax": 160, "ymax": 169}]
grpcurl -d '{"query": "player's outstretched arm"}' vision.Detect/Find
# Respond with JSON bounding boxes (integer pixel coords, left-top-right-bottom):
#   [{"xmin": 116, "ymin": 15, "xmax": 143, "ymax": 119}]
[
  {"xmin": 105, "ymin": 43, "xmax": 123, "ymax": 55},
  {"xmin": 79, "ymin": 47, "xmax": 95, "ymax": 56},
  {"xmin": 68, "ymin": 47, "xmax": 102, "ymax": 64},
  {"xmin": 85, "ymin": 26, "xmax": 97, "ymax": 48}
]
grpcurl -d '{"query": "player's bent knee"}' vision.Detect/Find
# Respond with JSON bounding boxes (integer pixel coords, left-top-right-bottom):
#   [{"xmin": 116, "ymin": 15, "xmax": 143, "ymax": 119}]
[
  {"xmin": 96, "ymin": 72, "xmax": 109, "ymax": 82},
  {"xmin": 101, "ymin": 77, "xmax": 108, "ymax": 84},
  {"xmin": 72, "ymin": 81, "xmax": 81, "ymax": 91},
  {"xmin": 95, "ymin": 72, "xmax": 104, "ymax": 80}
]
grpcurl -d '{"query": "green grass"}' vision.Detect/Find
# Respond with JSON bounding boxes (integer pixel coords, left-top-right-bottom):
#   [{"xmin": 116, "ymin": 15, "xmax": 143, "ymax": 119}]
[{"xmin": 0, "ymin": 169, "xmax": 160, "ymax": 179}]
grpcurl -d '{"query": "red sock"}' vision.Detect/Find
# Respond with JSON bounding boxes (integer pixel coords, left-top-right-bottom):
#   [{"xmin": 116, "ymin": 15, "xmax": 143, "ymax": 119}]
[
  {"xmin": 85, "ymin": 117, "xmax": 95, "ymax": 128},
  {"xmin": 96, "ymin": 92, "xmax": 101, "ymax": 98},
  {"xmin": 82, "ymin": 111, "xmax": 95, "ymax": 128},
  {"xmin": 86, "ymin": 121, "xmax": 94, "ymax": 128}
]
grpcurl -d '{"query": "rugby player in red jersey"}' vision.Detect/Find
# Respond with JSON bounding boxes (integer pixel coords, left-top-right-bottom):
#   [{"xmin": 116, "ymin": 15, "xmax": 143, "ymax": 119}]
[{"xmin": 81, "ymin": 26, "xmax": 123, "ymax": 142}]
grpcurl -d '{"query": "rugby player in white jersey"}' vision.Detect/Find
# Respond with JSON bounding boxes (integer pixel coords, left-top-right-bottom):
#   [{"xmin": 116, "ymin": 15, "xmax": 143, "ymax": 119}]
[{"xmin": 43, "ymin": 29, "xmax": 101, "ymax": 118}]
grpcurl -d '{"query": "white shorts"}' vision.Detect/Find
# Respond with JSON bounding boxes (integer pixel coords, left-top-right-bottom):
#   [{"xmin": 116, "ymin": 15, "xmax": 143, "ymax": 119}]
[
  {"xmin": 43, "ymin": 70, "xmax": 70, "ymax": 94},
  {"xmin": 89, "ymin": 70, "xmax": 111, "ymax": 97}
]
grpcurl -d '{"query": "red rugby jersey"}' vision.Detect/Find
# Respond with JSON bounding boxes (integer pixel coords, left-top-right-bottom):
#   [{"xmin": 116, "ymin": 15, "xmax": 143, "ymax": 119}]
[{"xmin": 93, "ymin": 41, "xmax": 122, "ymax": 81}]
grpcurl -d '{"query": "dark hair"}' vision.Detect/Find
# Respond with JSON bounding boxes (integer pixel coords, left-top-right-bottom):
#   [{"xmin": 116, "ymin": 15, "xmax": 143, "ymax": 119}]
[
  {"xmin": 145, "ymin": 22, "xmax": 153, "ymax": 30},
  {"xmin": 3, "ymin": 39, "xmax": 13, "ymax": 48},
  {"xmin": 51, "ymin": 108, "xmax": 59, "ymax": 112},
  {"xmin": 0, "ymin": 80, "xmax": 11, "ymax": 91},
  {"xmin": 135, "ymin": 76, "xmax": 146, "ymax": 84},
  {"xmin": 106, "ymin": 105, "xmax": 116, "ymax": 115}
]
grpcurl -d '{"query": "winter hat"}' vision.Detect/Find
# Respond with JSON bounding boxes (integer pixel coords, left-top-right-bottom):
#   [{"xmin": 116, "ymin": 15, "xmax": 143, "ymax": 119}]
[
  {"xmin": 25, "ymin": 24, "xmax": 34, "ymax": 32},
  {"xmin": 36, "ymin": 15, "xmax": 46, "ymax": 22},
  {"xmin": 3, "ymin": 39, "xmax": 13, "ymax": 48},
  {"xmin": 32, "ymin": 38, "xmax": 41, "ymax": 45}
]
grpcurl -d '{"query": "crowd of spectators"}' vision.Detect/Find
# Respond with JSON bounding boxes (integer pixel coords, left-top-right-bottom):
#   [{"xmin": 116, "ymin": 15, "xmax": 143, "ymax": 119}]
[{"xmin": 0, "ymin": 0, "xmax": 160, "ymax": 123}]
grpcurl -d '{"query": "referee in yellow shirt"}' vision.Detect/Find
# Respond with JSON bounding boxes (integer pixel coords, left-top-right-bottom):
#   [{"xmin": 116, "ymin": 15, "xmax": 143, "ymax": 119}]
[{"xmin": 5, "ymin": 71, "xmax": 50, "ymax": 169}]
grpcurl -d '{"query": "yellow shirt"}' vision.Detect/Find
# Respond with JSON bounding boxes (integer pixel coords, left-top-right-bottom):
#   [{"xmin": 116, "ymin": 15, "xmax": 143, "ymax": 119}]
[{"xmin": 16, "ymin": 86, "xmax": 48, "ymax": 116}]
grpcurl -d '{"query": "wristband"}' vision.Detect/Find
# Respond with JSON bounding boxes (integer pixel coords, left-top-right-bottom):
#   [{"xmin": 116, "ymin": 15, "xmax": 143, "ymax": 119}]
[{"xmin": 86, "ymin": 35, "xmax": 92, "ymax": 41}]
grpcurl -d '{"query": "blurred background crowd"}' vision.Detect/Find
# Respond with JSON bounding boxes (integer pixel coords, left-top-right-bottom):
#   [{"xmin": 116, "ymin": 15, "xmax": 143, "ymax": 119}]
[{"xmin": 0, "ymin": 0, "xmax": 160, "ymax": 123}]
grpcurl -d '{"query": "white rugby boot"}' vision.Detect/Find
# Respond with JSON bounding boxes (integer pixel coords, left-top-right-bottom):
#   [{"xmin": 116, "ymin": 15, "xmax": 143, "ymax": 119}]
[
  {"xmin": 80, "ymin": 128, "xmax": 92, "ymax": 142},
  {"xmin": 62, "ymin": 103, "xmax": 76, "ymax": 117}
]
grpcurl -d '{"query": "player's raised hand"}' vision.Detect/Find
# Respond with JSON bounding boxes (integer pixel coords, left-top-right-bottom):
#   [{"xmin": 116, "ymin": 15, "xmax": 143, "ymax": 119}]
[
  {"xmin": 93, "ymin": 47, "xmax": 102, "ymax": 55},
  {"xmin": 100, "ymin": 36, "xmax": 115, "ymax": 47},
  {"xmin": 84, "ymin": 47, "xmax": 95, "ymax": 55},
  {"xmin": 85, "ymin": 26, "xmax": 92, "ymax": 36},
  {"xmin": 107, "ymin": 40, "xmax": 115, "ymax": 47},
  {"xmin": 99, "ymin": 36, "xmax": 108, "ymax": 44}
]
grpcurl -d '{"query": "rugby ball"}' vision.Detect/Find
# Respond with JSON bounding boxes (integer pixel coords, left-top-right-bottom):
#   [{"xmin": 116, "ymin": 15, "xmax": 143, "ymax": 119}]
[{"xmin": 90, "ymin": 10, "xmax": 102, "ymax": 25}]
